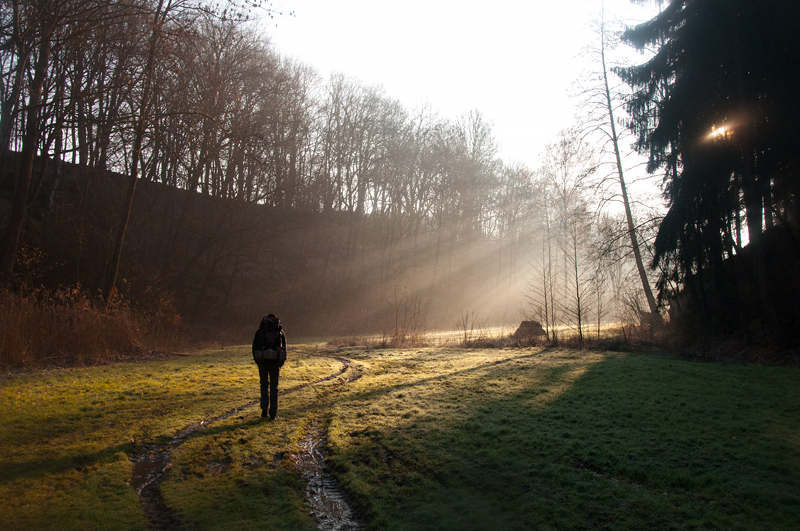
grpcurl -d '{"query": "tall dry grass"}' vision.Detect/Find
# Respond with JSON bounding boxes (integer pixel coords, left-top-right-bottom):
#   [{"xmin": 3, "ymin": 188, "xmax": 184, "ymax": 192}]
[{"xmin": 0, "ymin": 286, "xmax": 185, "ymax": 369}]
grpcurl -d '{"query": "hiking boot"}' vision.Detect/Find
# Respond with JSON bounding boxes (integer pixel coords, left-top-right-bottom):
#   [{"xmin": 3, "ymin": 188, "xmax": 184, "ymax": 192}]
[
  {"xmin": 269, "ymin": 412, "xmax": 277, "ymax": 420},
  {"xmin": 261, "ymin": 409, "xmax": 269, "ymax": 418}
]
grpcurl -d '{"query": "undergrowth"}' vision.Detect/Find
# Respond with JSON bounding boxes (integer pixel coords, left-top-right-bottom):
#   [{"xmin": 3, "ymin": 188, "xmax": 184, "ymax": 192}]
[
  {"xmin": 0, "ymin": 286, "xmax": 184, "ymax": 369},
  {"xmin": 326, "ymin": 324, "xmax": 656, "ymax": 352},
  {"xmin": 326, "ymin": 322, "xmax": 800, "ymax": 367}
]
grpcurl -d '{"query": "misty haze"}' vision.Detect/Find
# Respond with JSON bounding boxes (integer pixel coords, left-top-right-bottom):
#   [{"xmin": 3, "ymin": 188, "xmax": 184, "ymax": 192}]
[{"xmin": 1, "ymin": 1, "xmax": 798, "ymax": 530}]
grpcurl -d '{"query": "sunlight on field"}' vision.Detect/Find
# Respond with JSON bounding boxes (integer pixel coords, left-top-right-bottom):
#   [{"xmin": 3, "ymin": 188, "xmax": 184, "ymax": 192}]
[
  {"xmin": 424, "ymin": 326, "xmax": 516, "ymax": 343},
  {"xmin": 328, "ymin": 321, "xmax": 632, "ymax": 347},
  {"xmin": 325, "ymin": 347, "xmax": 800, "ymax": 531},
  {"xmin": 2, "ymin": 345, "xmax": 798, "ymax": 530},
  {"xmin": 327, "ymin": 347, "xmax": 601, "ymax": 447},
  {"xmin": 0, "ymin": 346, "xmax": 339, "ymax": 531}
]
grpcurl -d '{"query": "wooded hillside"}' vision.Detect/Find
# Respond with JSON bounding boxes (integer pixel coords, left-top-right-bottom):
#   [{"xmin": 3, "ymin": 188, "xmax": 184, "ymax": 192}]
[
  {"xmin": 1, "ymin": 1, "xmax": 657, "ymax": 344},
  {"xmin": 2, "ymin": 0, "xmax": 798, "ymax": 354}
]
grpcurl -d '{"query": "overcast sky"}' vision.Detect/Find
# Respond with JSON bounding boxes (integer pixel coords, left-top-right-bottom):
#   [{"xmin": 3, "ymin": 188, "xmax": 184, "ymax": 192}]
[{"xmin": 263, "ymin": 0, "xmax": 659, "ymax": 170}]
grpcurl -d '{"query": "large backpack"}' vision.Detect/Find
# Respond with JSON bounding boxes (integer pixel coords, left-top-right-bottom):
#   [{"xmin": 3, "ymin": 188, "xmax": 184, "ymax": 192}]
[
  {"xmin": 254, "ymin": 328, "xmax": 280, "ymax": 350},
  {"xmin": 252, "ymin": 317, "xmax": 285, "ymax": 362}
]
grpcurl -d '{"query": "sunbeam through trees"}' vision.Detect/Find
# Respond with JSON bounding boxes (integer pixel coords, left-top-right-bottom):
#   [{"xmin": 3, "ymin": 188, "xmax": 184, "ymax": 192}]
[{"xmin": 0, "ymin": 0, "xmax": 798, "ymax": 364}]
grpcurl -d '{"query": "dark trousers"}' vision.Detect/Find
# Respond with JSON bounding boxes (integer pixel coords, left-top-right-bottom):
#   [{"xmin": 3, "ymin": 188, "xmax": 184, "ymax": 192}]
[{"xmin": 256, "ymin": 361, "xmax": 280, "ymax": 416}]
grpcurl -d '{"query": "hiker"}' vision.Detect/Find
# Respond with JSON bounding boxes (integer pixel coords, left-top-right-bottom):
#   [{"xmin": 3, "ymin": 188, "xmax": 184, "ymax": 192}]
[{"xmin": 252, "ymin": 314, "xmax": 286, "ymax": 419}]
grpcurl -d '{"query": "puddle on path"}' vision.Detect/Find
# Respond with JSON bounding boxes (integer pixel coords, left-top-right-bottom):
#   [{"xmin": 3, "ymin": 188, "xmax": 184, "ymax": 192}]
[
  {"xmin": 131, "ymin": 402, "xmax": 258, "ymax": 531},
  {"xmin": 131, "ymin": 402, "xmax": 257, "ymax": 493},
  {"xmin": 297, "ymin": 419, "xmax": 363, "ymax": 531}
]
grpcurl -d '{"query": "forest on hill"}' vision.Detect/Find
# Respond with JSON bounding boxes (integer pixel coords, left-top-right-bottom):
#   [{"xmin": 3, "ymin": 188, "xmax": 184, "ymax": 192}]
[{"xmin": 1, "ymin": 0, "xmax": 799, "ymax": 365}]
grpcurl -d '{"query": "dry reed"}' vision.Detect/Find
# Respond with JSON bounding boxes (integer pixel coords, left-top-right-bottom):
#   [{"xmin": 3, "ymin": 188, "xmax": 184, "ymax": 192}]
[{"xmin": 0, "ymin": 287, "xmax": 185, "ymax": 369}]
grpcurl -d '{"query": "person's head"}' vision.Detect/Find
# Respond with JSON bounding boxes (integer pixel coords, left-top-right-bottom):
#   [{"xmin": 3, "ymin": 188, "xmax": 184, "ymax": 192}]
[{"xmin": 267, "ymin": 313, "xmax": 276, "ymax": 318}]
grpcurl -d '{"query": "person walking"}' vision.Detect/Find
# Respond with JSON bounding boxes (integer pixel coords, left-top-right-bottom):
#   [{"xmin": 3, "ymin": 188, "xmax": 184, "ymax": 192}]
[{"xmin": 252, "ymin": 314, "xmax": 286, "ymax": 419}]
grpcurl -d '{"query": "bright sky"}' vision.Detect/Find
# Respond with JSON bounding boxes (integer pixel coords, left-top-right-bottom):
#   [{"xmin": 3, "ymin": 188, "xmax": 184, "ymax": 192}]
[{"xmin": 264, "ymin": 0, "xmax": 659, "ymax": 170}]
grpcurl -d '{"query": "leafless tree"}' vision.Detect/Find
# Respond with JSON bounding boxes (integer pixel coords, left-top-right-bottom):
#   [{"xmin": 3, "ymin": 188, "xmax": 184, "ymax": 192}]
[
  {"xmin": 0, "ymin": 0, "xmax": 135, "ymax": 284},
  {"xmin": 575, "ymin": 5, "xmax": 661, "ymax": 322},
  {"xmin": 527, "ymin": 129, "xmax": 598, "ymax": 341}
]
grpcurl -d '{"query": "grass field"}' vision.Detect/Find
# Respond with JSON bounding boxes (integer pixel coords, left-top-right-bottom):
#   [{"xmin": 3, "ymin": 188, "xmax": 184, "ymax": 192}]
[
  {"xmin": 0, "ymin": 344, "xmax": 343, "ymax": 531},
  {"xmin": 1, "ymin": 344, "xmax": 798, "ymax": 530}
]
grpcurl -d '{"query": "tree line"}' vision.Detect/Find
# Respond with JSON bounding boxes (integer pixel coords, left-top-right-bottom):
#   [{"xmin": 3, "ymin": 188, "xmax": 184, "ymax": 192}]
[
  {"xmin": 0, "ymin": 0, "xmax": 670, "ymax": 338},
  {"xmin": 5, "ymin": 0, "xmax": 790, "ymax": 345},
  {"xmin": 0, "ymin": 1, "xmax": 529, "ymax": 286}
]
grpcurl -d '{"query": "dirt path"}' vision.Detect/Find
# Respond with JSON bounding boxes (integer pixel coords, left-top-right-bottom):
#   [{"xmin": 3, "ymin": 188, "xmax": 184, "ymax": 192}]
[
  {"xmin": 293, "ymin": 358, "xmax": 364, "ymax": 531},
  {"xmin": 296, "ymin": 419, "xmax": 363, "ymax": 531},
  {"xmin": 131, "ymin": 357, "xmax": 357, "ymax": 531}
]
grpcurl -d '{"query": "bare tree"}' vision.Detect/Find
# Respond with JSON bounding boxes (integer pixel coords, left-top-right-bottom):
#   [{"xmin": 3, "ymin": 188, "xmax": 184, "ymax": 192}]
[
  {"xmin": 528, "ymin": 129, "xmax": 598, "ymax": 341},
  {"xmin": 104, "ymin": 0, "xmax": 183, "ymax": 300},
  {"xmin": 576, "ymin": 5, "xmax": 661, "ymax": 322},
  {"xmin": 0, "ymin": 0, "xmax": 131, "ymax": 284},
  {"xmin": 526, "ymin": 172, "xmax": 559, "ymax": 340}
]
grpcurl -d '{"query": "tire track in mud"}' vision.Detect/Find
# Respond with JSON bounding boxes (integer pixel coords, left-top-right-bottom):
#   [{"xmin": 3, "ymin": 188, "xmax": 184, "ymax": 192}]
[
  {"xmin": 294, "ymin": 361, "xmax": 364, "ymax": 531},
  {"xmin": 296, "ymin": 419, "xmax": 363, "ymax": 531},
  {"xmin": 130, "ymin": 357, "xmax": 357, "ymax": 531}
]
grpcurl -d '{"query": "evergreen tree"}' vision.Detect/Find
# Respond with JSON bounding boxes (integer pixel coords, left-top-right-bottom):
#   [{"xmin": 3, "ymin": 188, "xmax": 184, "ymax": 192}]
[{"xmin": 619, "ymin": 0, "xmax": 800, "ymax": 340}]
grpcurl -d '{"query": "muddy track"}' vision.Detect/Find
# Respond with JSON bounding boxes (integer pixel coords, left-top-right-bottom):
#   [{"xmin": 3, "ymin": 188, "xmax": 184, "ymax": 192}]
[
  {"xmin": 294, "ymin": 360, "xmax": 364, "ymax": 530},
  {"xmin": 130, "ymin": 356, "xmax": 357, "ymax": 531},
  {"xmin": 296, "ymin": 418, "xmax": 363, "ymax": 531}
]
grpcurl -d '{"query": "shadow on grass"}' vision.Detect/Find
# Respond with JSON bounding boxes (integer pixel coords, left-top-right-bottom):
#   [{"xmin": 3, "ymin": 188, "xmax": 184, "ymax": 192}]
[
  {"xmin": 0, "ymin": 413, "xmax": 270, "ymax": 487},
  {"xmin": 0, "ymin": 440, "xmax": 137, "ymax": 485},
  {"xmin": 331, "ymin": 351, "xmax": 800, "ymax": 531}
]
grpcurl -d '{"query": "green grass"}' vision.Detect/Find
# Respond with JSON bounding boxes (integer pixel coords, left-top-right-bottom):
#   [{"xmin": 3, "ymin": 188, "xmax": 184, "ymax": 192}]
[
  {"xmin": 326, "ymin": 347, "xmax": 800, "ymax": 530},
  {"xmin": 1, "ymin": 345, "xmax": 798, "ymax": 530},
  {"xmin": 0, "ymin": 343, "xmax": 341, "ymax": 530}
]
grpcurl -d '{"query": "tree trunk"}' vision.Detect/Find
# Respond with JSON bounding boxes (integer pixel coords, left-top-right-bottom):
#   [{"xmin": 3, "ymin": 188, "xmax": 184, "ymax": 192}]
[
  {"xmin": 0, "ymin": 0, "xmax": 28, "ymax": 156},
  {"xmin": 103, "ymin": 0, "xmax": 166, "ymax": 301},
  {"xmin": 599, "ymin": 18, "xmax": 661, "ymax": 320},
  {"xmin": 0, "ymin": 20, "xmax": 53, "ymax": 284}
]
